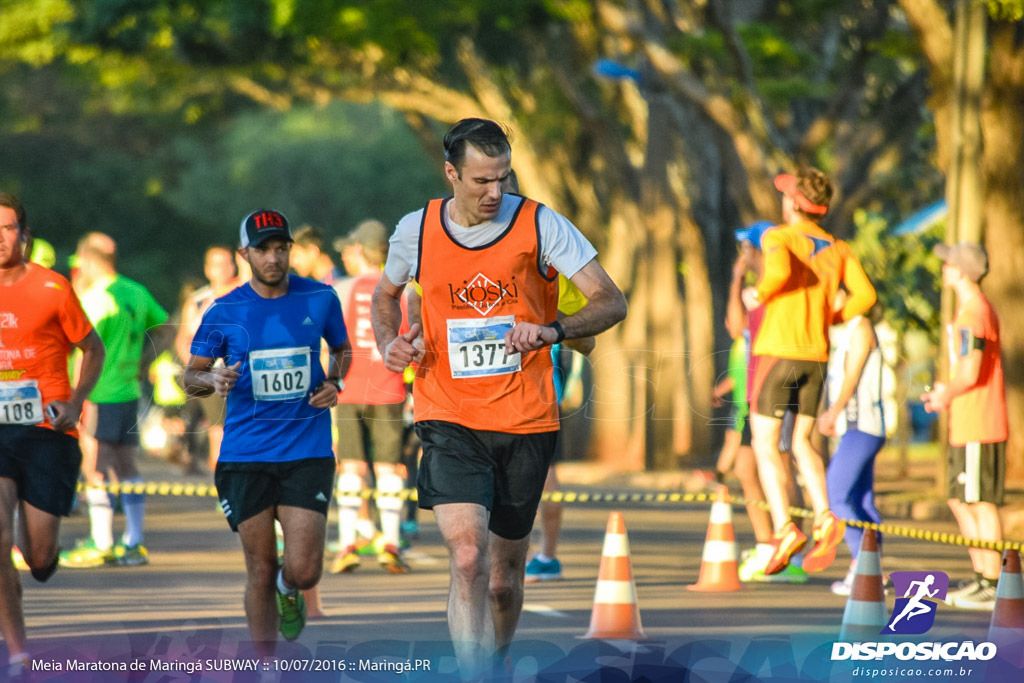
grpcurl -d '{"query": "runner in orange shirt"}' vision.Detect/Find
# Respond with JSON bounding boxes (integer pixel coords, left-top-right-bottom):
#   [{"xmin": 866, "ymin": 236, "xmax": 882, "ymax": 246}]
[
  {"xmin": 330, "ymin": 219, "xmax": 412, "ymax": 575},
  {"xmin": 0, "ymin": 192, "xmax": 105, "ymax": 676},
  {"xmin": 372, "ymin": 119, "xmax": 626, "ymax": 679},
  {"xmin": 741, "ymin": 168, "xmax": 876, "ymax": 575},
  {"xmin": 921, "ymin": 241, "xmax": 1007, "ymax": 610}
]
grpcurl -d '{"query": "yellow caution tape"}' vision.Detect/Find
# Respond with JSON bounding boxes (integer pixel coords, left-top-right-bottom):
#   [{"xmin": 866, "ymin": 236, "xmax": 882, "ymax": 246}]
[
  {"xmin": 77, "ymin": 482, "xmax": 1023, "ymax": 552},
  {"xmin": 708, "ymin": 488, "xmax": 1024, "ymax": 554}
]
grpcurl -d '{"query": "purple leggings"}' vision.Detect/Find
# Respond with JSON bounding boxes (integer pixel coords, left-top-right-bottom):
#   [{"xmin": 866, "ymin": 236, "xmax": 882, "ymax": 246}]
[{"xmin": 826, "ymin": 429, "xmax": 886, "ymax": 558}]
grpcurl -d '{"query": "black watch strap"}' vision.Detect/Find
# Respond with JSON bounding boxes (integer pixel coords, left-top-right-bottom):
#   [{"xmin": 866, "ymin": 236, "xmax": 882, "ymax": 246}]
[{"xmin": 546, "ymin": 320, "xmax": 566, "ymax": 344}]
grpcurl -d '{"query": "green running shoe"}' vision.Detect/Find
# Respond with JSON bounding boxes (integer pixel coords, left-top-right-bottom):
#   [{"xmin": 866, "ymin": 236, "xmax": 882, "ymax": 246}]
[
  {"xmin": 113, "ymin": 543, "xmax": 149, "ymax": 566},
  {"xmin": 276, "ymin": 588, "xmax": 306, "ymax": 641},
  {"xmin": 58, "ymin": 539, "xmax": 115, "ymax": 568}
]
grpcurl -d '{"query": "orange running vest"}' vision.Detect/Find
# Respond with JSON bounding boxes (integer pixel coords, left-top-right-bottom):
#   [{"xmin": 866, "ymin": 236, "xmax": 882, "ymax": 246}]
[{"xmin": 414, "ymin": 197, "xmax": 559, "ymax": 433}]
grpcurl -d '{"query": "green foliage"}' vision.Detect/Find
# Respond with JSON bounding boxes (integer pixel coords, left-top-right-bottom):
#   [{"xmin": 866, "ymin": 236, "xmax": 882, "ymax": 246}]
[
  {"xmin": 987, "ymin": 0, "xmax": 1024, "ymax": 21},
  {"xmin": 753, "ymin": 74, "xmax": 833, "ymax": 104},
  {"xmin": 0, "ymin": 0, "xmax": 73, "ymax": 66},
  {"xmin": 667, "ymin": 27, "xmax": 728, "ymax": 70},
  {"xmin": 667, "ymin": 19, "xmax": 830, "ymax": 106},
  {"xmin": 0, "ymin": 130, "xmax": 201, "ymax": 307},
  {"xmin": 740, "ymin": 22, "xmax": 817, "ymax": 74},
  {"xmin": 1, "ymin": 100, "xmax": 446, "ymax": 308},
  {"xmin": 848, "ymin": 209, "xmax": 943, "ymax": 341},
  {"xmin": 0, "ymin": 0, "xmax": 965, "ymax": 341},
  {"xmin": 869, "ymin": 28, "xmax": 920, "ymax": 64},
  {"xmin": 163, "ymin": 100, "xmax": 447, "ymax": 244},
  {"xmin": 776, "ymin": 0, "xmax": 839, "ymax": 24},
  {"xmin": 0, "ymin": 0, "xmax": 570, "ymax": 125}
]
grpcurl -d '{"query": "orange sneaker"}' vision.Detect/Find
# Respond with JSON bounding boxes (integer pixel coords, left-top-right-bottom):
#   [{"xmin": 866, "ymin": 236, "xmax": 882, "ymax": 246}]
[
  {"xmin": 803, "ymin": 510, "xmax": 846, "ymax": 573},
  {"xmin": 764, "ymin": 522, "xmax": 807, "ymax": 575},
  {"xmin": 378, "ymin": 545, "xmax": 410, "ymax": 574}
]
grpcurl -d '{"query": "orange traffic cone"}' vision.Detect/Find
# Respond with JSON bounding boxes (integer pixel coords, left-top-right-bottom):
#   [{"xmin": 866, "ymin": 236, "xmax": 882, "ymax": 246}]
[
  {"xmin": 988, "ymin": 549, "xmax": 1024, "ymax": 667},
  {"xmin": 688, "ymin": 485, "xmax": 741, "ymax": 592},
  {"xmin": 582, "ymin": 511, "xmax": 646, "ymax": 640},
  {"xmin": 839, "ymin": 528, "xmax": 887, "ymax": 641}
]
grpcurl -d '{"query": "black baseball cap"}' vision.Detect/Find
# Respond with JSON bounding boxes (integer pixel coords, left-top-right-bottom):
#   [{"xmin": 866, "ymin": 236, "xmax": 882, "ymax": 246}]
[{"xmin": 239, "ymin": 209, "xmax": 292, "ymax": 248}]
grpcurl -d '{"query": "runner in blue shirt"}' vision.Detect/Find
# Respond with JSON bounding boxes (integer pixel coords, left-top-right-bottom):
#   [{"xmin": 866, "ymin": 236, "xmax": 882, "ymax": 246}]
[{"xmin": 184, "ymin": 209, "xmax": 351, "ymax": 655}]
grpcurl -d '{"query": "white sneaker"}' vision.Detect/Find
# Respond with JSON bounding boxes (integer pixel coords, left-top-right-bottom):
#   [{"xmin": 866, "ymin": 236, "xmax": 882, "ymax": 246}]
[
  {"xmin": 830, "ymin": 561, "xmax": 857, "ymax": 596},
  {"xmin": 738, "ymin": 546, "xmax": 769, "ymax": 582},
  {"xmin": 945, "ymin": 578, "xmax": 983, "ymax": 605},
  {"xmin": 952, "ymin": 579, "xmax": 997, "ymax": 610},
  {"xmin": 7, "ymin": 654, "xmax": 30, "ymax": 681}
]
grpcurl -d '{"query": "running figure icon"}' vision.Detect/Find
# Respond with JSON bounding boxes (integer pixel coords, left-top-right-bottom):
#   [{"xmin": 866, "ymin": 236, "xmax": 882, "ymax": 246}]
[{"xmin": 888, "ymin": 574, "xmax": 940, "ymax": 631}]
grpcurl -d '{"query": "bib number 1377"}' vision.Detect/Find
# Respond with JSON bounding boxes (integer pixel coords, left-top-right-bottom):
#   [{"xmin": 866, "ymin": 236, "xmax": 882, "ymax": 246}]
[
  {"xmin": 458, "ymin": 342, "xmax": 508, "ymax": 369},
  {"xmin": 447, "ymin": 315, "xmax": 521, "ymax": 379}
]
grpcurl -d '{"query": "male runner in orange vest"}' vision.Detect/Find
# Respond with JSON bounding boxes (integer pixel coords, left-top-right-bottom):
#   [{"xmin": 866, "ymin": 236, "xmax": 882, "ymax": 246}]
[{"xmin": 371, "ymin": 119, "xmax": 626, "ymax": 679}]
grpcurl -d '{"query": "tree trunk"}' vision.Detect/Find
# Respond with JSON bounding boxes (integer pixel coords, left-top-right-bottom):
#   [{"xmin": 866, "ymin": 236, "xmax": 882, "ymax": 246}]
[
  {"xmin": 980, "ymin": 23, "xmax": 1024, "ymax": 480},
  {"xmin": 641, "ymin": 98, "xmax": 689, "ymax": 470},
  {"xmin": 901, "ymin": 2, "xmax": 1024, "ymax": 481},
  {"xmin": 679, "ymin": 211, "xmax": 715, "ymax": 463},
  {"xmin": 586, "ymin": 196, "xmax": 648, "ymax": 469}
]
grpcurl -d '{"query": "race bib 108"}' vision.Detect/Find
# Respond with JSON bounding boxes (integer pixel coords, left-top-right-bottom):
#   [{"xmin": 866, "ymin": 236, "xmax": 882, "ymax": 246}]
[
  {"xmin": 249, "ymin": 347, "xmax": 311, "ymax": 401},
  {"xmin": 0, "ymin": 380, "xmax": 44, "ymax": 425},
  {"xmin": 447, "ymin": 315, "xmax": 521, "ymax": 379}
]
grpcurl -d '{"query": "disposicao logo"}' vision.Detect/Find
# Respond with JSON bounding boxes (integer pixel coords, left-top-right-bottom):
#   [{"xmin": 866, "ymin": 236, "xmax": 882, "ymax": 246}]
[
  {"xmin": 831, "ymin": 569, "xmax": 998, "ymax": 663},
  {"xmin": 884, "ymin": 570, "xmax": 949, "ymax": 635}
]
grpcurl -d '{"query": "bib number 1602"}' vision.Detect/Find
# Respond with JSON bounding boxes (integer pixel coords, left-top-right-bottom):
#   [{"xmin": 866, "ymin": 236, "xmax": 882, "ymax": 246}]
[
  {"xmin": 249, "ymin": 347, "xmax": 311, "ymax": 401},
  {"xmin": 259, "ymin": 370, "xmax": 305, "ymax": 395}
]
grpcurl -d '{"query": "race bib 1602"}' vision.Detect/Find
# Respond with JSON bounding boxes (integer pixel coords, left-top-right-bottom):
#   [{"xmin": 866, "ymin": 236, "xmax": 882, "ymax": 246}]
[{"xmin": 249, "ymin": 347, "xmax": 311, "ymax": 401}]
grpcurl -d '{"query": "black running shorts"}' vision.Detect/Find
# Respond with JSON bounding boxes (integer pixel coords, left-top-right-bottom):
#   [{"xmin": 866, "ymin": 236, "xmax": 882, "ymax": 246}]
[
  {"xmin": 947, "ymin": 441, "xmax": 1005, "ymax": 505},
  {"xmin": 85, "ymin": 399, "xmax": 140, "ymax": 446},
  {"xmin": 0, "ymin": 424, "xmax": 82, "ymax": 516},
  {"xmin": 740, "ymin": 418, "xmax": 753, "ymax": 448},
  {"xmin": 750, "ymin": 357, "xmax": 827, "ymax": 419},
  {"xmin": 214, "ymin": 457, "xmax": 335, "ymax": 531},
  {"xmin": 414, "ymin": 420, "xmax": 558, "ymax": 540}
]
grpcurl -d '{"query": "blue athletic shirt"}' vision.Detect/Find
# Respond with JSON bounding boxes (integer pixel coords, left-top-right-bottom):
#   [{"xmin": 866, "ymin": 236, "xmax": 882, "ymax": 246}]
[{"xmin": 190, "ymin": 276, "xmax": 348, "ymax": 463}]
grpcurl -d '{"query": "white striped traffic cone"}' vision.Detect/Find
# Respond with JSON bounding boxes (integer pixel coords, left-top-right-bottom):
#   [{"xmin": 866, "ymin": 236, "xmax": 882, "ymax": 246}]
[
  {"xmin": 839, "ymin": 528, "xmax": 887, "ymax": 640},
  {"xmin": 988, "ymin": 549, "xmax": 1024, "ymax": 667},
  {"xmin": 582, "ymin": 511, "xmax": 646, "ymax": 640},
  {"xmin": 688, "ymin": 484, "xmax": 741, "ymax": 592}
]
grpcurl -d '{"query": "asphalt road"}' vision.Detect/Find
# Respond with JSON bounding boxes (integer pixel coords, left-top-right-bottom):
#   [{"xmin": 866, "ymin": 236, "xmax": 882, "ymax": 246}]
[{"xmin": 11, "ymin": 458, "xmax": 1014, "ymax": 682}]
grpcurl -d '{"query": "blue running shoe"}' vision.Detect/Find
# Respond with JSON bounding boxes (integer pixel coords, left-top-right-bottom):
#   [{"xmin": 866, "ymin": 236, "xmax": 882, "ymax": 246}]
[
  {"xmin": 401, "ymin": 520, "xmax": 420, "ymax": 540},
  {"xmin": 525, "ymin": 556, "xmax": 562, "ymax": 583}
]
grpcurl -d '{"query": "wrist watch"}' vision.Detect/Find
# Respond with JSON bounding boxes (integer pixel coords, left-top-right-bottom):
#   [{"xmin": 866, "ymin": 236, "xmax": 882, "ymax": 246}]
[
  {"xmin": 545, "ymin": 321, "xmax": 566, "ymax": 344},
  {"xmin": 324, "ymin": 377, "xmax": 345, "ymax": 392}
]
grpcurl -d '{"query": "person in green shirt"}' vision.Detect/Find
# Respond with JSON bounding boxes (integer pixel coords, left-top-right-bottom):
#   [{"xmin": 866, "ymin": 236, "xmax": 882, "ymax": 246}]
[{"xmin": 61, "ymin": 233, "xmax": 168, "ymax": 568}]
